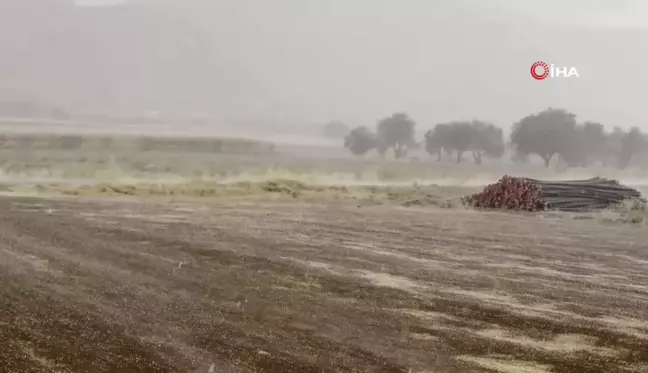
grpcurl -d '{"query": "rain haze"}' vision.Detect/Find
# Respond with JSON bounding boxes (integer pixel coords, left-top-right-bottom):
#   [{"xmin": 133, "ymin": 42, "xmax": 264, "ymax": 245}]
[
  {"xmin": 3, "ymin": 2, "xmax": 648, "ymax": 373},
  {"xmin": 1, "ymin": 0, "xmax": 648, "ymax": 132}
]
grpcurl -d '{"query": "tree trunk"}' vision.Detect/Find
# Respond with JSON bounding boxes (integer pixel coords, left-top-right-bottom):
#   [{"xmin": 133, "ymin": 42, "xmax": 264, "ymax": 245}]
[
  {"xmin": 618, "ymin": 154, "xmax": 632, "ymax": 170},
  {"xmin": 377, "ymin": 144, "xmax": 387, "ymax": 160},
  {"xmin": 542, "ymin": 154, "xmax": 553, "ymax": 168},
  {"xmin": 394, "ymin": 145, "xmax": 408, "ymax": 159},
  {"xmin": 472, "ymin": 150, "xmax": 483, "ymax": 165}
]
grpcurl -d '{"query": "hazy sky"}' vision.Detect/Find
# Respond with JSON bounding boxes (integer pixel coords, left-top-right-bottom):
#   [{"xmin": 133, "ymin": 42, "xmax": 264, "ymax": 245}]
[
  {"xmin": 161, "ymin": 0, "xmax": 648, "ymax": 130},
  {"xmin": 481, "ymin": 0, "xmax": 648, "ymax": 28},
  {"xmin": 75, "ymin": 0, "xmax": 127, "ymax": 6},
  {"xmin": 3, "ymin": 0, "xmax": 648, "ymax": 132}
]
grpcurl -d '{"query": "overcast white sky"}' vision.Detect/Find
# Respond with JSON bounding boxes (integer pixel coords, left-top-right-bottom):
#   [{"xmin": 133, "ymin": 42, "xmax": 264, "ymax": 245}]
[
  {"xmin": 75, "ymin": 0, "xmax": 130, "ymax": 6},
  {"xmin": 6, "ymin": 0, "xmax": 648, "ymax": 132},
  {"xmin": 481, "ymin": 0, "xmax": 648, "ymax": 27},
  {"xmin": 160, "ymin": 0, "xmax": 648, "ymax": 130}
]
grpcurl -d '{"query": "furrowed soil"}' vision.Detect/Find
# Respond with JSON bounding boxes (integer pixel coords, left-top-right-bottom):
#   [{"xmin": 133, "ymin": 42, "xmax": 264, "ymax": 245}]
[{"xmin": 1, "ymin": 197, "xmax": 647, "ymax": 373}]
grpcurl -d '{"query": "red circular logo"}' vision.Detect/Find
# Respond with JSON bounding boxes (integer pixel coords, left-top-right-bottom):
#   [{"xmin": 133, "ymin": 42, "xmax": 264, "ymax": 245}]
[{"xmin": 530, "ymin": 61, "xmax": 549, "ymax": 80}]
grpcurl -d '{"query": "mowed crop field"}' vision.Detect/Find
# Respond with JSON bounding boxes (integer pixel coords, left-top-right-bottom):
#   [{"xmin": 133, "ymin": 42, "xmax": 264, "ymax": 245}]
[{"xmin": 1, "ymin": 196, "xmax": 647, "ymax": 373}]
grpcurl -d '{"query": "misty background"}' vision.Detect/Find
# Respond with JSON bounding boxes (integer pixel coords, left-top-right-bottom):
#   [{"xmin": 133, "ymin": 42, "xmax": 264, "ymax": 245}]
[{"xmin": 1, "ymin": 0, "xmax": 647, "ymax": 137}]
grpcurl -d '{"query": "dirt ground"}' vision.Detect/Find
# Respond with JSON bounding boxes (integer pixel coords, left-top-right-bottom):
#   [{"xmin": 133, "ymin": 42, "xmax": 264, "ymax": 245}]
[{"xmin": 1, "ymin": 196, "xmax": 648, "ymax": 373}]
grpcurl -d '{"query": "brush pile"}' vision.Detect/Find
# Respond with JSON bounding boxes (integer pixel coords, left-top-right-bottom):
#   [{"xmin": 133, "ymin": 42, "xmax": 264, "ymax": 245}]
[{"xmin": 464, "ymin": 176, "xmax": 642, "ymax": 211}]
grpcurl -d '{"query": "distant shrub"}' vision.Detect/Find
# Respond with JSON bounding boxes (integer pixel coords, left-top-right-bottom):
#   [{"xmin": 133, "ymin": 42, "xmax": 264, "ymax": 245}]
[
  {"xmin": 99, "ymin": 137, "xmax": 114, "ymax": 150},
  {"xmin": 15, "ymin": 135, "xmax": 34, "ymax": 149},
  {"xmin": 138, "ymin": 137, "xmax": 156, "ymax": 152},
  {"xmin": 210, "ymin": 139, "xmax": 223, "ymax": 153},
  {"xmin": 56, "ymin": 135, "xmax": 84, "ymax": 150}
]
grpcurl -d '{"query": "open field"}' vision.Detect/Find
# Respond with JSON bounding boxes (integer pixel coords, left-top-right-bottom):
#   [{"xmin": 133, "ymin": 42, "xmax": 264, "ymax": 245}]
[
  {"xmin": 1, "ymin": 197, "xmax": 648, "ymax": 373},
  {"xmin": 1, "ymin": 129, "xmax": 648, "ymax": 191},
  {"xmin": 0, "ymin": 132, "xmax": 275, "ymax": 155},
  {"xmin": 1, "ymin": 129, "xmax": 648, "ymax": 372},
  {"xmin": 1, "ymin": 142, "xmax": 648, "ymax": 188}
]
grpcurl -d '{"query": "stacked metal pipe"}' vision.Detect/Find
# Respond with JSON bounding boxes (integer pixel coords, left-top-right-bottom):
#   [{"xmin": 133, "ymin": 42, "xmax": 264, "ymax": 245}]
[{"xmin": 464, "ymin": 176, "xmax": 642, "ymax": 211}]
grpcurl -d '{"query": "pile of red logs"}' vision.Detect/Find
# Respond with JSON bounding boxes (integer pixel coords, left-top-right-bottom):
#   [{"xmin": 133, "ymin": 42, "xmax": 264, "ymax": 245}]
[
  {"xmin": 463, "ymin": 176, "xmax": 642, "ymax": 212},
  {"xmin": 463, "ymin": 176, "xmax": 545, "ymax": 211}
]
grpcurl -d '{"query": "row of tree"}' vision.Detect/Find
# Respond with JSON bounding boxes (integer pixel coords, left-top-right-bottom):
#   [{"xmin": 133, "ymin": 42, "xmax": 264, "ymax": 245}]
[
  {"xmin": 342, "ymin": 108, "xmax": 648, "ymax": 169},
  {"xmin": 343, "ymin": 113, "xmax": 418, "ymax": 159}
]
